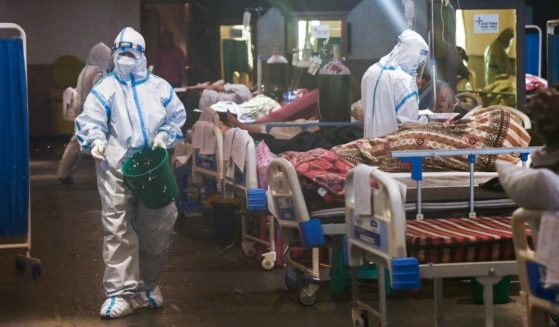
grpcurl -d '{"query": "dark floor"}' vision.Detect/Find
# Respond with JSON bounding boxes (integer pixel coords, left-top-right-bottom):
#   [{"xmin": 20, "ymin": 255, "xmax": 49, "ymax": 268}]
[{"xmin": 0, "ymin": 139, "xmax": 533, "ymax": 326}]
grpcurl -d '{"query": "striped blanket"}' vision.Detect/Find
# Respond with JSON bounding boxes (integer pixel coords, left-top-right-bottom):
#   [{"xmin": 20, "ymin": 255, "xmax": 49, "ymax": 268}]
[
  {"xmin": 332, "ymin": 107, "xmax": 531, "ymax": 172},
  {"xmin": 406, "ymin": 216, "xmax": 521, "ymax": 264}
]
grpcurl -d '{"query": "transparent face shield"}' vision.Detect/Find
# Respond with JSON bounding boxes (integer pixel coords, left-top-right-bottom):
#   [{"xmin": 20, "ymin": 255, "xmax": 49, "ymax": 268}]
[{"xmin": 416, "ymin": 59, "xmax": 427, "ymax": 82}]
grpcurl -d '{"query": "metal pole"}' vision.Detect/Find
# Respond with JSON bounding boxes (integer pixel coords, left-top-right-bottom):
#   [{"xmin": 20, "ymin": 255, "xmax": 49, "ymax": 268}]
[
  {"xmin": 468, "ymin": 154, "xmax": 476, "ymax": 218},
  {"xmin": 431, "ymin": 0, "xmax": 437, "ymax": 106}
]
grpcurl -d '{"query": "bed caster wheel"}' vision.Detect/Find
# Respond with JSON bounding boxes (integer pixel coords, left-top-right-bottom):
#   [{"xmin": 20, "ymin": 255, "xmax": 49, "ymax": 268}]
[
  {"xmin": 261, "ymin": 258, "xmax": 275, "ymax": 271},
  {"xmin": 15, "ymin": 259, "xmax": 26, "ymax": 272},
  {"xmin": 352, "ymin": 309, "xmax": 369, "ymax": 327},
  {"xmin": 298, "ymin": 283, "xmax": 319, "ymax": 307},
  {"xmin": 242, "ymin": 241, "xmax": 257, "ymax": 258},
  {"xmin": 284, "ymin": 267, "xmax": 304, "ymax": 291},
  {"xmin": 31, "ymin": 264, "xmax": 42, "ymax": 278}
]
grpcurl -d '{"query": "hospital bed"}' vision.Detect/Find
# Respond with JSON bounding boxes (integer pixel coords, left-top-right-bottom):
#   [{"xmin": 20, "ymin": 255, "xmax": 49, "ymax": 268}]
[
  {"xmin": 344, "ymin": 147, "xmax": 536, "ymax": 327},
  {"xmin": 222, "ymin": 128, "xmax": 277, "ymax": 270},
  {"xmin": 512, "ymin": 209, "xmax": 559, "ymax": 327},
  {"xmin": 267, "ymin": 146, "xmax": 536, "ymax": 309},
  {"xmin": 218, "ymin": 122, "xmax": 358, "ymax": 270}
]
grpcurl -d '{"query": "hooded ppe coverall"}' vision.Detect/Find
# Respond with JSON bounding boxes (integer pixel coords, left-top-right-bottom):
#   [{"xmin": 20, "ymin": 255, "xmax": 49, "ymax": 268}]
[
  {"xmin": 75, "ymin": 27, "xmax": 186, "ymax": 299},
  {"xmin": 484, "ymin": 32, "xmax": 514, "ymax": 85},
  {"xmin": 57, "ymin": 43, "xmax": 113, "ymax": 181},
  {"xmin": 361, "ymin": 29, "xmax": 429, "ymax": 138}
]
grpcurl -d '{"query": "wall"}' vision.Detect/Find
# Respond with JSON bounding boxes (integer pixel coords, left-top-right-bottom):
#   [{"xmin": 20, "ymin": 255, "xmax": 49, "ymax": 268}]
[
  {"xmin": 345, "ymin": 0, "xmax": 428, "ymax": 100},
  {"xmin": 142, "ymin": 2, "xmax": 189, "ymax": 66},
  {"xmin": 257, "ymin": 7, "xmax": 286, "ymax": 60},
  {"xmin": 348, "ymin": 0, "xmax": 428, "ymax": 61},
  {"xmin": 0, "ymin": 0, "xmax": 140, "ymax": 138},
  {"xmin": 0, "ymin": 0, "xmax": 140, "ymax": 64}
]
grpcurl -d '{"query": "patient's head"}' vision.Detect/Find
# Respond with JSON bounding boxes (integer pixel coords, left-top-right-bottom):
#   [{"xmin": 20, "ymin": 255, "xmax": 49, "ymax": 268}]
[
  {"xmin": 434, "ymin": 83, "xmax": 455, "ymax": 113},
  {"xmin": 526, "ymin": 87, "xmax": 559, "ymax": 146}
]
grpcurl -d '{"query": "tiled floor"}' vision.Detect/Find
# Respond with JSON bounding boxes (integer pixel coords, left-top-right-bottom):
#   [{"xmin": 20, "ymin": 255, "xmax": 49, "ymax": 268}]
[{"xmin": 0, "ymin": 140, "xmax": 535, "ymax": 326}]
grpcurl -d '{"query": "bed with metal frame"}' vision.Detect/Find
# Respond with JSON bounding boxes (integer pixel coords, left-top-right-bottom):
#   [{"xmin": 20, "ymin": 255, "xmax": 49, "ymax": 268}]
[
  {"xmin": 222, "ymin": 127, "xmax": 276, "ymax": 270},
  {"xmin": 344, "ymin": 147, "xmax": 536, "ymax": 327}
]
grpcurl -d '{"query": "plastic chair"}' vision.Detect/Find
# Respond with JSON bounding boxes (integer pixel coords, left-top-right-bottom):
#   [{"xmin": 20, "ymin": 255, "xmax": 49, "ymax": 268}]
[{"xmin": 512, "ymin": 208, "xmax": 559, "ymax": 327}]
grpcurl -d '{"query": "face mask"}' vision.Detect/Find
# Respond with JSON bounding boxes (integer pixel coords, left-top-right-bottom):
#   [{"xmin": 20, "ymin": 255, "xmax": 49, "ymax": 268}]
[
  {"xmin": 399, "ymin": 63, "xmax": 417, "ymax": 78},
  {"xmin": 115, "ymin": 55, "xmax": 137, "ymax": 76}
]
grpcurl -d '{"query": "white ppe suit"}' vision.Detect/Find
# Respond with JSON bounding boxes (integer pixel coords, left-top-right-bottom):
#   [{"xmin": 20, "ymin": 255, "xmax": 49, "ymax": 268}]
[
  {"xmin": 75, "ymin": 27, "xmax": 186, "ymax": 315},
  {"xmin": 361, "ymin": 29, "xmax": 429, "ymax": 138},
  {"xmin": 57, "ymin": 43, "xmax": 112, "ymax": 182}
]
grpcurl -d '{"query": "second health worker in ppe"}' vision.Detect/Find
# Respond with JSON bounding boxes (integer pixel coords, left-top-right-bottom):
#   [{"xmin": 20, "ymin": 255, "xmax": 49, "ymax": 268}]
[
  {"xmin": 75, "ymin": 27, "xmax": 186, "ymax": 319},
  {"xmin": 361, "ymin": 29, "xmax": 429, "ymax": 138}
]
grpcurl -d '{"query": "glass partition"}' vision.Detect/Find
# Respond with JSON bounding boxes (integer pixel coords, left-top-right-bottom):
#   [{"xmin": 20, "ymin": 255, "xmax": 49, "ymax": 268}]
[{"xmin": 455, "ymin": 9, "xmax": 517, "ymax": 107}]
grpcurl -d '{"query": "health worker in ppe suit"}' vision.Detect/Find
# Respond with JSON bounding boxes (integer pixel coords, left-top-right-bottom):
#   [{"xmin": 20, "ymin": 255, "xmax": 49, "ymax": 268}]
[
  {"xmin": 57, "ymin": 42, "xmax": 113, "ymax": 184},
  {"xmin": 75, "ymin": 27, "xmax": 186, "ymax": 319},
  {"xmin": 361, "ymin": 29, "xmax": 429, "ymax": 138},
  {"xmin": 484, "ymin": 27, "xmax": 514, "ymax": 85}
]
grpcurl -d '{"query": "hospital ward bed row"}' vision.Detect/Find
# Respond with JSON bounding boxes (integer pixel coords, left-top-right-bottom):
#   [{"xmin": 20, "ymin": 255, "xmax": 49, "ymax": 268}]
[
  {"xmin": 191, "ymin": 109, "xmax": 278, "ymax": 270},
  {"xmin": 187, "ymin": 106, "xmax": 557, "ymax": 325}
]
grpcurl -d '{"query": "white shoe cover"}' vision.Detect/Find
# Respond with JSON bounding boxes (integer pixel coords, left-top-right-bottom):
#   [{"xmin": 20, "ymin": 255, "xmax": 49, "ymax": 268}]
[
  {"xmin": 100, "ymin": 296, "xmax": 134, "ymax": 319},
  {"xmin": 133, "ymin": 285, "xmax": 163, "ymax": 309}
]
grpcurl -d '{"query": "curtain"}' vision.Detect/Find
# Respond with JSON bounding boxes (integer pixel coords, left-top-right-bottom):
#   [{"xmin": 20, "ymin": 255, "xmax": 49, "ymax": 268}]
[
  {"xmin": 0, "ymin": 38, "xmax": 29, "ymax": 236},
  {"xmin": 525, "ymin": 32, "xmax": 540, "ymax": 76},
  {"xmin": 548, "ymin": 34, "xmax": 559, "ymax": 85}
]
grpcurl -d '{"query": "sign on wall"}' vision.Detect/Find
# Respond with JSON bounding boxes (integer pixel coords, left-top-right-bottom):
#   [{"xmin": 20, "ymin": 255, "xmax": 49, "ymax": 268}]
[
  {"xmin": 311, "ymin": 25, "xmax": 330, "ymax": 39},
  {"xmin": 474, "ymin": 14, "xmax": 500, "ymax": 33}
]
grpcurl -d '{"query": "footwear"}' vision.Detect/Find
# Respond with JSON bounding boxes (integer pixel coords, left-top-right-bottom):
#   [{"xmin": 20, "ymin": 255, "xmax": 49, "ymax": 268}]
[
  {"xmin": 133, "ymin": 285, "xmax": 163, "ymax": 309},
  {"xmin": 100, "ymin": 296, "xmax": 134, "ymax": 319}
]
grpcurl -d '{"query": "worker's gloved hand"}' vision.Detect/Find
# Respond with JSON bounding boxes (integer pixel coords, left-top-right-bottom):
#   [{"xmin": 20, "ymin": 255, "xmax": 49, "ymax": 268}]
[
  {"xmin": 152, "ymin": 132, "xmax": 168, "ymax": 150},
  {"xmin": 91, "ymin": 140, "xmax": 106, "ymax": 161}
]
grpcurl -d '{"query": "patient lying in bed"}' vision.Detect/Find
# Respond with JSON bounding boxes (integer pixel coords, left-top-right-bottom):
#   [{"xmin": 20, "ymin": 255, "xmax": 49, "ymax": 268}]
[
  {"xmin": 278, "ymin": 107, "xmax": 531, "ymax": 204},
  {"xmin": 332, "ymin": 106, "xmax": 530, "ymax": 172}
]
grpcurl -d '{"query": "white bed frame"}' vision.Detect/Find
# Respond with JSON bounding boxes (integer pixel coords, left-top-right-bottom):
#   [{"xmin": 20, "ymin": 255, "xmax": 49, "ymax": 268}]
[
  {"xmin": 344, "ymin": 147, "xmax": 535, "ymax": 327},
  {"xmin": 267, "ymin": 157, "xmax": 338, "ymax": 306},
  {"xmin": 267, "ymin": 147, "xmax": 535, "ymax": 314},
  {"xmin": 222, "ymin": 128, "xmax": 277, "ymax": 271}
]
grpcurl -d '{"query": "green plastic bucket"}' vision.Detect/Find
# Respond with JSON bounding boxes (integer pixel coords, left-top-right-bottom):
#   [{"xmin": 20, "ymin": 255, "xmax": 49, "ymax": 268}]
[
  {"xmin": 122, "ymin": 147, "xmax": 179, "ymax": 209},
  {"xmin": 471, "ymin": 275, "xmax": 512, "ymax": 304}
]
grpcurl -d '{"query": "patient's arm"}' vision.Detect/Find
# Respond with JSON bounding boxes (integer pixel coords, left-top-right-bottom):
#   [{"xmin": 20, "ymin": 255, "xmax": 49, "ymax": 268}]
[{"xmin": 226, "ymin": 113, "xmax": 264, "ymax": 134}]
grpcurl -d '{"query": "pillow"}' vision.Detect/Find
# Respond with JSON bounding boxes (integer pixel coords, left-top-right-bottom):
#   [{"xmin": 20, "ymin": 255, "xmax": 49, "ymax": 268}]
[{"xmin": 497, "ymin": 162, "xmax": 559, "ymax": 210}]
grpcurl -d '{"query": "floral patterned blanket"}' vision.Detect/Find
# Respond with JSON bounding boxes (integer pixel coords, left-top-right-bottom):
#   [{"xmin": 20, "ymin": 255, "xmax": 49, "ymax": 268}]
[
  {"xmin": 332, "ymin": 107, "xmax": 531, "ymax": 172},
  {"xmin": 279, "ymin": 148, "xmax": 355, "ymax": 201}
]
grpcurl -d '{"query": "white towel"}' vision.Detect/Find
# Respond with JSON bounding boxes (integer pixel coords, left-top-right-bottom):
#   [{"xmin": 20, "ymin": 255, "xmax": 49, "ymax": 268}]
[
  {"xmin": 200, "ymin": 123, "xmax": 216, "ymax": 155},
  {"xmin": 200, "ymin": 107, "xmax": 218, "ymax": 123},
  {"xmin": 354, "ymin": 165, "xmax": 373, "ymax": 216},
  {"xmin": 223, "ymin": 128, "xmax": 240, "ymax": 178},
  {"xmin": 535, "ymin": 210, "xmax": 559, "ymax": 288},
  {"xmin": 223, "ymin": 128, "xmax": 238, "ymax": 162},
  {"xmin": 210, "ymin": 101, "xmax": 241, "ymax": 116},
  {"xmin": 191, "ymin": 121, "xmax": 206, "ymax": 149},
  {"xmin": 172, "ymin": 142, "xmax": 193, "ymax": 167},
  {"xmin": 231, "ymin": 129, "xmax": 250, "ymax": 172}
]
